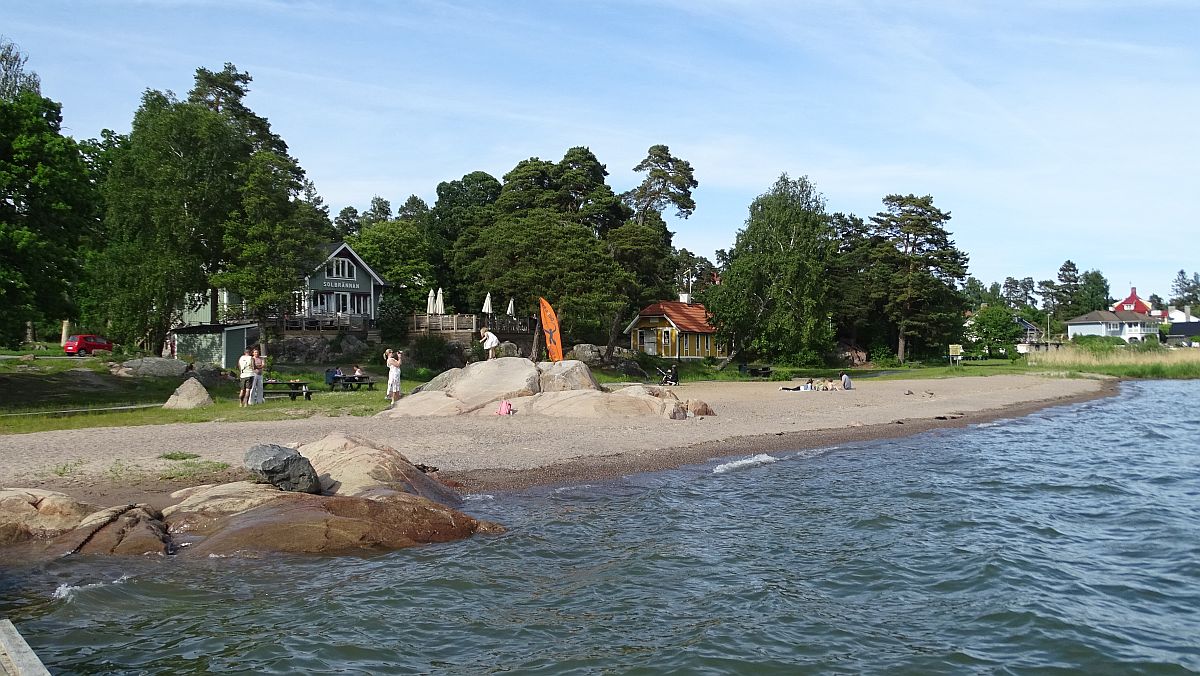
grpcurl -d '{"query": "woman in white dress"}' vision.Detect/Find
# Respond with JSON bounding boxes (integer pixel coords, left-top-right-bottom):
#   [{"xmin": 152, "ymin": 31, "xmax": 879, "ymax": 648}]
[{"xmin": 385, "ymin": 349, "xmax": 403, "ymax": 403}]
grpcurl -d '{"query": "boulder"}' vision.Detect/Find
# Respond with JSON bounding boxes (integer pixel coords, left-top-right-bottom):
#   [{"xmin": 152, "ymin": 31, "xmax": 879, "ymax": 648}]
[
  {"xmin": 29, "ymin": 504, "xmax": 170, "ymax": 557},
  {"xmin": 495, "ymin": 341, "xmax": 521, "ymax": 358},
  {"xmin": 163, "ymin": 377, "xmax": 214, "ymax": 409},
  {"xmin": 376, "ymin": 391, "xmax": 470, "ymax": 417},
  {"xmin": 611, "ymin": 346, "xmax": 636, "ymax": 360},
  {"xmin": 122, "ymin": 357, "xmax": 188, "ymax": 378},
  {"xmin": 244, "ymin": 444, "xmax": 322, "ymax": 494},
  {"xmin": 193, "ymin": 362, "xmax": 226, "ymax": 388},
  {"xmin": 411, "ymin": 367, "xmax": 462, "ymax": 394},
  {"xmin": 566, "ymin": 343, "xmax": 604, "ymax": 365},
  {"xmin": 615, "ymin": 359, "xmax": 649, "ymax": 379},
  {"xmin": 446, "ymin": 357, "xmax": 541, "ymax": 411},
  {"xmin": 686, "ymin": 399, "xmax": 717, "ymax": 417},
  {"xmin": 616, "ymin": 384, "xmax": 680, "ymax": 401},
  {"xmin": 537, "ymin": 359, "xmax": 601, "ymax": 392},
  {"xmin": 0, "ymin": 488, "xmax": 98, "ymax": 545},
  {"xmin": 179, "ymin": 492, "xmax": 504, "ymax": 557},
  {"xmin": 298, "ymin": 432, "xmax": 462, "ymax": 506}
]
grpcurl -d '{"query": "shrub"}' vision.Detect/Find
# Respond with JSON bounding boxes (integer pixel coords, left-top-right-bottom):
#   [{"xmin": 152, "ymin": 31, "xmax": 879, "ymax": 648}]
[{"xmin": 410, "ymin": 335, "xmax": 451, "ymax": 369}]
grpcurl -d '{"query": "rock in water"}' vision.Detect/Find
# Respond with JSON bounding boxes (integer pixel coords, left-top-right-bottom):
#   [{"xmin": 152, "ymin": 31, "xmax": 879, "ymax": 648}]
[
  {"xmin": 0, "ymin": 488, "xmax": 98, "ymax": 546},
  {"xmin": 244, "ymin": 444, "xmax": 322, "ymax": 494},
  {"xmin": 163, "ymin": 377, "xmax": 214, "ymax": 409}
]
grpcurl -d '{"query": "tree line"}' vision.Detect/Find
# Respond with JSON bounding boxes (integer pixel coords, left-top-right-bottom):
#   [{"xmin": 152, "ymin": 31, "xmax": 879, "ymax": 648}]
[{"xmin": 5, "ymin": 44, "xmax": 1195, "ymax": 365}]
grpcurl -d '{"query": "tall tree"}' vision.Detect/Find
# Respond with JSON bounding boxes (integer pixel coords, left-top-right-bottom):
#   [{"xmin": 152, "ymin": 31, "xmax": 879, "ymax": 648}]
[
  {"xmin": 1170, "ymin": 269, "xmax": 1200, "ymax": 306},
  {"xmin": 1054, "ymin": 260, "xmax": 1083, "ymax": 318},
  {"xmin": 703, "ymin": 174, "xmax": 835, "ymax": 365},
  {"xmin": 971, "ymin": 303, "xmax": 1023, "ymax": 358},
  {"xmin": 1078, "ymin": 269, "xmax": 1111, "ymax": 314},
  {"xmin": 0, "ymin": 89, "xmax": 94, "ymax": 346},
  {"xmin": 188, "ymin": 63, "xmax": 286, "ymax": 156},
  {"xmin": 360, "ymin": 195, "xmax": 392, "ymax": 228},
  {"xmin": 0, "ymin": 37, "xmax": 41, "ymax": 100},
  {"xmin": 334, "ymin": 206, "xmax": 361, "ymax": 239},
  {"xmin": 868, "ymin": 194, "xmax": 969, "ymax": 362},
  {"xmin": 623, "ymin": 144, "xmax": 698, "ymax": 225},
  {"xmin": 211, "ymin": 150, "xmax": 324, "ymax": 354}
]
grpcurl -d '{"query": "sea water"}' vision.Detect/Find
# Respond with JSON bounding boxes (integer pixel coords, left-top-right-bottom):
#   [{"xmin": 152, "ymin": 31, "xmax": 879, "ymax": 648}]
[{"xmin": 2, "ymin": 380, "xmax": 1198, "ymax": 674}]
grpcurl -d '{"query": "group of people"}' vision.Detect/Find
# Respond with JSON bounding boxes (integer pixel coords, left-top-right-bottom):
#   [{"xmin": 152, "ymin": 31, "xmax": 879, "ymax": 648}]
[
  {"xmin": 781, "ymin": 371, "xmax": 854, "ymax": 392},
  {"xmin": 330, "ymin": 365, "xmax": 366, "ymax": 378},
  {"xmin": 237, "ymin": 346, "xmax": 266, "ymax": 407}
]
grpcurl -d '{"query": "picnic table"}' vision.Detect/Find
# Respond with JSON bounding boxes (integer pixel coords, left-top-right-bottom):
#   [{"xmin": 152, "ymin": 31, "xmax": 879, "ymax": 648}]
[
  {"xmin": 263, "ymin": 379, "xmax": 313, "ymax": 401},
  {"xmin": 739, "ymin": 364, "xmax": 774, "ymax": 378},
  {"xmin": 327, "ymin": 374, "xmax": 377, "ymax": 391}
]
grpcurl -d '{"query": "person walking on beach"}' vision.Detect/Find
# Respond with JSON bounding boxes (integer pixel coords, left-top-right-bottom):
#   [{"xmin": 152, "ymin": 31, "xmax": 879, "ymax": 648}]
[
  {"xmin": 480, "ymin": 327, "xmax": 500, "ymax": 359},
  {"xmin": 385, "ymin": 349, "xmax": 404, "ymax": 404},
  {"xmin": 237, "ymin": 348, "xmax": 255, "ymax": 407}
]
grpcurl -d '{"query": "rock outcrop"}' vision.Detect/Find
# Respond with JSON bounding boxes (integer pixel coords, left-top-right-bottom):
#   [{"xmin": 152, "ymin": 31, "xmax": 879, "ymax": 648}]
[
  {"xmin": 1, "ymin": 434, "xmax": 503, "ymax": 562},
  {"xmin": 244, "ymin": 444, "xmax": 322, "ymax": 494},
  {"xmin": 163, "ymin": 377, "xmax": 214, "ymax": 409},
  {"xmin": 0, "ymin": 489, "xmax": 98, "ymax": 545},
  {"xmin": 120, "ymin": 357, "xmax": 188, "ymax": 378},
  {"xmin": 380, "ymin": 358, "xmax": 713, "ymax": 420}
]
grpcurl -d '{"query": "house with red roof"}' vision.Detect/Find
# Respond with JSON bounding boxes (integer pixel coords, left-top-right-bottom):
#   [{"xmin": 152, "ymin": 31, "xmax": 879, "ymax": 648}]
[{"xmin": 624, "ymin": 299, "xmax": 726, "ymax": 360}]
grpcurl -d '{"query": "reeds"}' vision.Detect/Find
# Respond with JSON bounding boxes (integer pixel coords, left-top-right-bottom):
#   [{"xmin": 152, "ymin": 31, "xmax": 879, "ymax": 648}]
[{"xmin": 1027, "ymin": 346, "xmax": 1200, "ymax": 378}]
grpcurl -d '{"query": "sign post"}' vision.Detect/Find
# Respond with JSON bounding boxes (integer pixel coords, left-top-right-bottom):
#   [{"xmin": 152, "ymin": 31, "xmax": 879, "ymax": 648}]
[{"xmin": 949, "ymin": 344, "xmax": 963, "ymax": 366}]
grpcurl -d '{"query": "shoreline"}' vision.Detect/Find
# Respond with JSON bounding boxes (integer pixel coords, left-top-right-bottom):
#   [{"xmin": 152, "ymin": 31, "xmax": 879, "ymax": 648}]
[
  {"xmin": 9, "ymin": 375, "xmax": 1121, "ymax": 508},
  {"xmin": 441, "ymin": 377, "xmax": 1120, "ymax": 493}
]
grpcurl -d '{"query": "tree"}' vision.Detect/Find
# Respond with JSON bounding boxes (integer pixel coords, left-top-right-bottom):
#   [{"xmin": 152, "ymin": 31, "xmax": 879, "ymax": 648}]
[
  {"xmin": 1078, "ymin": 269, "xmax": 1111, "ymax": 313},
  {"xmin": 1170, "ymin": 269, "xmax": 1200, "ymax": 306},
  {"xmin": 361, "ymin": 195, "xmax": 392, "ymax": 228},
  {"xmin": 396, "ymin": 194, "xmax": 430, "ymax": 222},
  {"xmin": 1, "ymin": 37, "xmax": 40, "ymax": 100},
  {"xmin": 0, "ymin": 90, "xmax": 94, "ymax": 346},
  {"xmin": 623, "ymin": 144, "xmax": 698, "ymax": 225},
  {"xmin": 188, "ymin": 63, "xmax": 286, "ymax": 156},
  {"xmin": 970, "ymin": 303, "xmax": 1023, "ymax": 358},
  {"xmin": 868, "ymin": 194, "xmax": 969, "ymax": 362},
  {"xmin": 334, "ymin": 206, "xmax": 361, "ymax": 239},
  {"xmin": 348, "ymin": 217, "xmax": 434, "ymax": 317},
  {"xmin": 211, "ymin": 150, "xmax": 325, "ymax": 354},
  {"xmin": 703, "ymin": 174, "xmax": 835, "ymax": 365},
  {"xmin": 1054, "ymin": 260, "xmax": 1083, "ymax": 318}
]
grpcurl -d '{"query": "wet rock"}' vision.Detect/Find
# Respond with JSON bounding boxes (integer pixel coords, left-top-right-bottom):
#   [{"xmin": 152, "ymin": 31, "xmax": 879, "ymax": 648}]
[
  {"xmin": 162, "ymin": 481, "xmax": 287, "ymax": 535},
  {"xmin": 0, "ymin": 489, "xmax": 99, "ymax": 545},
  {"xmin": 31, "ymin": 504, "xmax": 170, "ymax": 558},
  {"xmin": 244, "ymin": 444, "xmax": 321, "ymax": 494},
  {"xmin": 299, "ymin": 432, "xmax": 462, "ymax": 506}
]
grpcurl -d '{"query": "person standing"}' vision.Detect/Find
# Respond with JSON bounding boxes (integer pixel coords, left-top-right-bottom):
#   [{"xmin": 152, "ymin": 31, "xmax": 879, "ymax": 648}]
[
  {"xmin": 480, "ymin": 327, "xmax": 500, "ymax": 359},
  {"xmin": 385, "ymin": 349, "xmax": 404, "ymax": 404},
  {"xmin": 237, "ymin": 348, "xmax": 255, "ymax": 407},
  {"xmin": 249, "ymin": 346, "xmax": 266, "ymax": 405}
]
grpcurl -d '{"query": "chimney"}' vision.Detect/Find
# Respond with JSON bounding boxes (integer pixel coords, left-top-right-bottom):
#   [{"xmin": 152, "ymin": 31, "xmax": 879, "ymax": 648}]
[
  {"xmin": 1187, "ymin": 305, "xmax": 1193, "ymax": 322},
  {"xmin": 678, "ymin": 292, "xmax": 690, "ymax": 304}
]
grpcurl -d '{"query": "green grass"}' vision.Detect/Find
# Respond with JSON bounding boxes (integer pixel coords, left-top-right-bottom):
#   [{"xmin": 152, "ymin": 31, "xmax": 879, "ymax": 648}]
[
  {"xmin": 158, "ymin": 459, "xmax": 232, "ymax": 481},
  {"xmin": 159, "ymin": 451, "xmax": 200, "ymax": 460},
  {"xmin": 50, "ymin": 458, "xmax": 86, "ymax": 476}
]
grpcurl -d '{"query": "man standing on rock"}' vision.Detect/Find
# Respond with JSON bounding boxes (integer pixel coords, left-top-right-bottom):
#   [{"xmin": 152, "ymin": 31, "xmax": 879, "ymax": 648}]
[{"xmin": 238, "ymin": 348, "xmax": 255, "ymax": 407}]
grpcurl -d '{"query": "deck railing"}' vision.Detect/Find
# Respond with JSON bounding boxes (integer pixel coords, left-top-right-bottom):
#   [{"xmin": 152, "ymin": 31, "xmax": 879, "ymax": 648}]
[{"xmin": 409, "ymin": 313, "xmax": 534, "ymax": 334}]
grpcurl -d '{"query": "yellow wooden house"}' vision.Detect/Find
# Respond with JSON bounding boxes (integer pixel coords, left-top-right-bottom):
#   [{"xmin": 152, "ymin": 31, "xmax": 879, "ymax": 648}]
[{"xmin": 624, "ymin": 300, "xmax": 726, "ymax": 360}]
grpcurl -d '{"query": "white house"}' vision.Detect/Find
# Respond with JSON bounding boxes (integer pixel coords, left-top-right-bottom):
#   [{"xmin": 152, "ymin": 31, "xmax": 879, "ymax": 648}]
[{"xmin": 1065, "ymin": 310, "xmax": 1160, "ymax": 342}]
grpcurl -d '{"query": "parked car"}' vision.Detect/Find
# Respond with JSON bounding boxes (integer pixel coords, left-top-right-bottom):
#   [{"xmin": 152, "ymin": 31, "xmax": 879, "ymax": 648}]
[{"xmin": 63, "ymin": 334, "xmax": 114, "ymax": 356}]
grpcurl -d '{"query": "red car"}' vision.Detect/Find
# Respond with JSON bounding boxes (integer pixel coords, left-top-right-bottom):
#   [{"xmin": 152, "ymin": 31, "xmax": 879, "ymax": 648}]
[{"xmin": 64, "ymin": 334, "xmax": 114, "ymax": 356}]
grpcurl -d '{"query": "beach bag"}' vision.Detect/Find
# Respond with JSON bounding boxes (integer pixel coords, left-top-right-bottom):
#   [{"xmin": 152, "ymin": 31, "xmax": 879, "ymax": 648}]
[{"xmin": 495, "ymin": 399, "xmax": 513, "ymax": 416}]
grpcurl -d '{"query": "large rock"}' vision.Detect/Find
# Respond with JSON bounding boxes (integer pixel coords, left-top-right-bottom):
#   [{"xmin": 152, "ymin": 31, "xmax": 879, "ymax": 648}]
[
  {"xmin": 122, "ymin": 357, "xmax": 188, "ymax": 378},
  {"xmin": 537, "ymin": 359, "xmax": 601, "ymax": 392},
  {"xmin": 0, "ymin": 489, "xmax": 98, "ymax": 545},
  {"xmin": 20, "ymin": 504, "xmax": 171, "ymax": 558},
  {"xmin": 495, "ymin": 341, "xmax": 521, "ymax": 358},
  {"xmin": 377, "ymin": 391, "xmax": 471, "ymax": 418},
  {"xmin": 162, "ymin": 481, "xmax": 287, "ymax": 535},
  {"xmin": 179, "ymin": 492, "xmax": 503, "ymax": 557},
  {"xmin": 244, "ymin": 444, "xmax": 322, "ymax": 494},
  {"xmin": 616, "ymin": 384, "xmax": 680, "ymax": 401},
  {"xmin": 446, "ymin": 357, "xmax": 541, "ymax": 411},
  {"xmin": 193, "ymin": 362, "xmax": 226, "ymax": 388},
  {"xmin": 686, "ymin": 399, "xmax": 717, "ymax": 417},
  {"xmin": 163, "ymin": 377, "xmax": 214, "ymax": 409},
  {"xmin": 567, "ymin": 343, "xmax": 604, "ymax": 365},
  {"xmin": 298, "ymin": 432, "xmax": 462, "ymax": 506},
  {"xmin": 411, "ymin": 367, "xmax": 462, "ymax": 394},
  {"xmin": 615, "ymin": 359, "xmax": 649, "ymax": 379}
]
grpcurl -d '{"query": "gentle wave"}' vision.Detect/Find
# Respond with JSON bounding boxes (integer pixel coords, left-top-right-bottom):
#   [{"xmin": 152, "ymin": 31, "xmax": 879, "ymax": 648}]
[
  {"xmin": 712, "ymin": 453, "xmax": 778, "ymax": 474},
  {"xmin": 52, "ymin": 574, "xmax": 130, "ymax": 600}
]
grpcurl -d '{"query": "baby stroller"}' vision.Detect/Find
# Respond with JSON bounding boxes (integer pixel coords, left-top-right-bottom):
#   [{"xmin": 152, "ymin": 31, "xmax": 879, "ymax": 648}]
[{"xmin": 657, "ymin": 364, "xmax": 679, "ymax": 386}]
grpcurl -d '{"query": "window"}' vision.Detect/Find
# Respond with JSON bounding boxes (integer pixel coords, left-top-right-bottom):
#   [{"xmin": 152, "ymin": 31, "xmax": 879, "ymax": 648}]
[
  {"xmin": 682, "ymin": 334, "xmax": 690, "ymax": 356},
  {"xmin": 704, "ymin": 334, "xmax": 711, "ymax": 354},
  {"xmin": 350, "ymin": 294, "xmax": 371, "ymax": 315},
  {"xmin": 662, "ymin": 329, "xmax": 672, "ymax": 355},
  {"xmin": 326, "ymin": 257, "xmax": 356, "ymax": 280},
  {"xmin": 334, "ymin": 293, "xmax": 350, "ymax": 314}
]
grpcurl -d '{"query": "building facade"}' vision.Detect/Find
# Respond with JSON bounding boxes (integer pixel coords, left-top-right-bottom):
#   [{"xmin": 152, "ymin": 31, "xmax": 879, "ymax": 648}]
[{"xmin": 624, "ymin": 300, "xmax": 726, "ymax": 360}]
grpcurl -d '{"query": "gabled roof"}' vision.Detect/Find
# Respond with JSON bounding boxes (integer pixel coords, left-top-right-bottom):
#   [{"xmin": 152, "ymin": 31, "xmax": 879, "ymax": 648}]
[
  {"xmin": 625, "ymin": 301, "xmax": 716, "ymax": 334},
  {"xmin": 1112, "ymin": 286, "xmax": 1152, "ymax": 314},
  {"xmin": 316, "ymin": 242, "xmax": 386, "ymax": 287},
  {"xmin": 1066, "ymin": 310, "xmax": 1156, "ymax": 324}
]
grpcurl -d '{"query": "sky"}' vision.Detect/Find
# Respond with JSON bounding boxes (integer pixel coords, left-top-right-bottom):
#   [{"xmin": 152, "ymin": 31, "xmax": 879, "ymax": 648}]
[{"xmin": 8, "ymin": 0, "xmax": 1199, "ymax": 301}]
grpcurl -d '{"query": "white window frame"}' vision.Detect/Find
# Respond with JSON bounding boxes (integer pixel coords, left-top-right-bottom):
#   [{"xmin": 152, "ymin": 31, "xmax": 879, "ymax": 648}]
[
  {"xmin": 662, "ymin": 329, "xmax": 672, "ymax": 356},
  {"xmin": 327, "ymin": 257, "xmax": 356, "ymax": 280}
]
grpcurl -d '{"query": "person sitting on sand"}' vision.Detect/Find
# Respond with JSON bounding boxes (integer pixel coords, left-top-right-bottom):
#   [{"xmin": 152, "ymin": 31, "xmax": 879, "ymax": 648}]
[{"xmin": 840, "ymin": 371, "xmax": 853, "ymax": 390}]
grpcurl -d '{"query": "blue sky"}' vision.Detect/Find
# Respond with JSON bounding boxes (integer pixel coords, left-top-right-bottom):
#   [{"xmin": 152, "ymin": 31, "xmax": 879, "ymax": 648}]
[{"xmin": 9, "ymin": 0, "xmax": 1198, "ymax": 300}]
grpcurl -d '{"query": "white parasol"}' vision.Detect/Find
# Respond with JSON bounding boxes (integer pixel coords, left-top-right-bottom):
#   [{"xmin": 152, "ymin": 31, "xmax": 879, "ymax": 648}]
[
  {"xmin": 482, "ymin": 292, "xmax": 493, "ymax": 315},
  {"xmin": 434, "ymin": 288, "xmax": 445, "ymax": 315},
  {"xmin": 426, "ymin": 288, "xmax": 436, "ymax": 315},
  {"xmin": 506, "ymin": 297, "xmax": 515, "ymax": 317}
]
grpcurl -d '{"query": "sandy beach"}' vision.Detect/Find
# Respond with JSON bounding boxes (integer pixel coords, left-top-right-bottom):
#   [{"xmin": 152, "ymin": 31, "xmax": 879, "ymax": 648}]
[{"xmin": 0, "ymin": 374, "xmax": 1114, "ymax": 507}]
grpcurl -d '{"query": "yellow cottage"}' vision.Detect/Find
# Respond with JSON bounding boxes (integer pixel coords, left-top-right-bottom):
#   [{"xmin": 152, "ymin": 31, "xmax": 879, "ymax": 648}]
[{"xmin": 624, "ymin": 300, "xmax": 726, "ymax": 360}]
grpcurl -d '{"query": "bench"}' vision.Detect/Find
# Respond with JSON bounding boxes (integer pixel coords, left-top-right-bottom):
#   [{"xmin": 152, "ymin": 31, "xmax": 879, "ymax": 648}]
[
  {"xmin": 263, "ymin": 379, "xmax": 313, "ymax": 401},
  {"xmin": 748, "ymin": 366, "xmax": 773, "ymax": 378},
  {"xmin": 327, "ymin": 374, "xmax": 377, "ymax": 391}
]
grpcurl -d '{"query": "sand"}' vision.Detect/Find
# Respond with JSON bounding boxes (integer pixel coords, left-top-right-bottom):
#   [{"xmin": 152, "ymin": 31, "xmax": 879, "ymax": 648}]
[{"xmin": 0, "ymin": 374, "xmax": 1114, "ymax": 507}]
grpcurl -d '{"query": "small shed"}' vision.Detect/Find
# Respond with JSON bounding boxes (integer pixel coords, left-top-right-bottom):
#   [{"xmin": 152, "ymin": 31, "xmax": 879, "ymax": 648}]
[{"xmin": 168, "ymin": 323, "xmax": 259, "ymax": 368}]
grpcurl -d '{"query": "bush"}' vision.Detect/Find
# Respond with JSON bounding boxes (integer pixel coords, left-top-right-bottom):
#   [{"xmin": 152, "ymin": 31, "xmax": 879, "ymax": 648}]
[
  {"xmin": 410, "ymin": 335, "xmax": 451, "ymax": 369},
  {"xmin": 1071, "ymin": 335, "xmax": 1126, "ymax": 353}
]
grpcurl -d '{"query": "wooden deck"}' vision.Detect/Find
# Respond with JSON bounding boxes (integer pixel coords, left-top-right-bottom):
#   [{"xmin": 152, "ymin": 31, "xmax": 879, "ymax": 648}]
[
  {"xmin": 409, "ymin": 313, "xmax": 534, "ymax": 334},
  {"xmin": 0, "ymin": 619, "xmax": 50, "ymax": 676}
]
